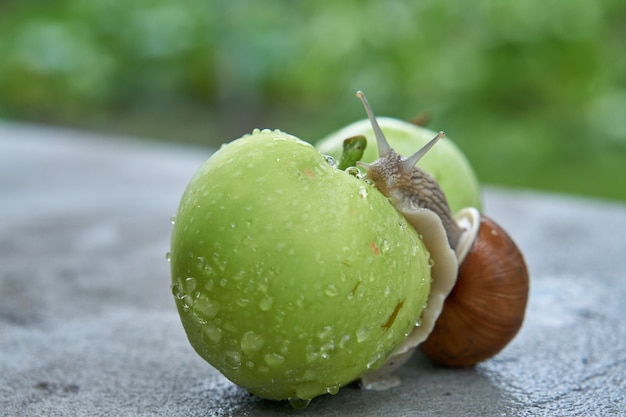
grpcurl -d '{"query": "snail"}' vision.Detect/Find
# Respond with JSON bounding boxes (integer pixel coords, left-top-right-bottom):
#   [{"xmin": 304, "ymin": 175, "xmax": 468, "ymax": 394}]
[{"xmin": 355, "ymin": 91, "xmax": 529, "ymax": 368}]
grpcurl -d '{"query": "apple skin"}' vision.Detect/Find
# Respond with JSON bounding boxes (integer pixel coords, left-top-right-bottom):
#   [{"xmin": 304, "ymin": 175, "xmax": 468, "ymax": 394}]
[
  {"xmin": 170, "ymin": 129, "xmax": 433, "ymax": 401},
  {"xmin": 316, "ymin": 117, "xmax": 482, "ymax": 213}
]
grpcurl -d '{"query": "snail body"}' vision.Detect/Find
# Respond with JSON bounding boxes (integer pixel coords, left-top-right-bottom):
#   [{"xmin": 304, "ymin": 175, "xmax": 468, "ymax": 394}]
[{"xmin": 355, "ymin": 91, "xmax": 529, "ymax": 368}]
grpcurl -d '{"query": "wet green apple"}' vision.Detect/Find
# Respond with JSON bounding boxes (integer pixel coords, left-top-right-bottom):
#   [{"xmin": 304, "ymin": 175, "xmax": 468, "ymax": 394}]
[
  {"xmin": 316, "ymin": 117, "xmax": 482, "ymax": 213},
  {"xmin": 169, "ymin": 129, "xmax": 434, "ymax": 404}
]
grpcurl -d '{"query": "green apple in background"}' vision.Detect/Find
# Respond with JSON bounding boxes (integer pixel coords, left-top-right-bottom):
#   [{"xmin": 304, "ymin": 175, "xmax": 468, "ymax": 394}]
[
  {"xmin": 170, "ymin": 129, "xmax": 433, "ymax": 405},
  {"xmin": 316, "ymin": 118, "xmax": 482, "ymax": 213}
]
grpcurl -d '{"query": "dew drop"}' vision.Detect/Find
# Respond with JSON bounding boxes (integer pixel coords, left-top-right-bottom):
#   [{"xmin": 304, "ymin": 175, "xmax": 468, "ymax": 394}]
[
  {"xmin": 326, "ymin": 385, "xmax": 341, "ymax": 395},
  {"xmin": 317, "ymin": 325, "xmax": 334, "ymax": 341},
  {"xmin": 223, "ymin": 321, "xmax": 238, "ymax": 333},
  {"xmin": 294, "ymin": 381, "xmax": 325, "ymax": 402},
  {"xmin": 323, "ymin": 155, "xmax": 336, "ymax": 167},
  {"xmin": 170, "ymin": 215, "xmax": 176, "ymax": 225},
  {"xmin": 319, "ymin": 341, "xmax": 335, "ymax": 359},
  {"xmin": 236, "ymin": 298, "xmax": 250, "ymax": 307},
  {"xmin": 192, "ymin": 296, "xmax": 219, "ymax": 320},
  {"xmin": 324, "ymin": 284, "xmax": 338, "ymax": 297},
  {"xmin": 171, "ymin": 278, "xmax": 183, "ymax": 299},
  {"xmin": 381, "ymin": 239, "xmax": 390, "ymax": 253},
  {"xmin": 259, "ymin": 296, "xmax": 273, "ymax": 311},
  {"xmin": 202, "ymin": 325, "xmax": 222, "ymax": 344},
  {"xmin": 367, "ymin": 351, "xmax": 386, "ymax": 369},
  {"xmin": 264, "ymin": 352, "xmax": 285, "ymax": 367},
  {"xmin": 305, "ymin": 351, "xmax": 320, "ymax": 363},
  {"xmin": 358, "ymin": 186, "xmax": 368, "ymax": 198},
  {"xmin": 197, "ymin": 256, "xmax": 209, "ymax": 270},
  {"xmin": 184, "ymin": 277, "xmax": 197, "ymax": 292},
  {"xmin": 257, "ymin": 279, "xmax": 269, "ymax": 294},
  {"xmin": 288, "ymin": 398, "xmax": 311, "ymax": 409},
  {"xmin": 224, "ymin": 351, "xmax": 242, "ymax": 370},
  {"xmin": 165, "ymin": 252, "xmax": 171, "ymax": 262},
  {"xmin": 344, "ymin": 166, "xmax": 360, "ymax": 177},
  {"xmin": 356, "ymin": 326, "xmax": 372, "ymax": 343},
  {"xmin": 180, "ymin": 294, "xmax": 194, "ymax": 312},
  {"xmin": 241, "ymin": 331, "xmax": 265, "ymax": 354},
  {"xmin": 339, "ymin": 334, "xmax": 351, "ymax": 349}
]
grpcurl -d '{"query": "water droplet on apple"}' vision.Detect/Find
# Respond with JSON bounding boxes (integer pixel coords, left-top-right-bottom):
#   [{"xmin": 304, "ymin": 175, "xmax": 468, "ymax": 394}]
[
  {"xmin": 165, "ymin": 252, "xmax": 171, "ymax": 262},
  {"xmin": 288, "ymin": 398, "xmax": 311, "ymax": 409},
  {"xmin": 356, "ymin": 326, "xmax": 372, "ymax": 343},
  {"xmin": 263, "ymin": 352, "xmax": 285, "ymax": 367},
  {"xmin": 324, "ymin": 284, "xmax": 338, "ymax": 297},
  {"xmin": 180, "ymin": 294, "xmax": 194, "ymax": 312},
  {"xmin": 192, "ymin": 296, "xmax": 219, "ymax": 320},
  {"xmin": 202, "ymin": 325, "xmax": 223, "ymax": 344},
  {"xmin": 326, "ymin": 385, "xmax": 340, "ymax": 395},
  {"xmin": 171, "ymin": 278, "xmax": 183, "ymax": 298},
  {"xmin": 358, "ymin": 186, "xmax": 368, "ymax": 198},
  {"xmin": 323, "ymin": 155, "xmax": 336, "ymax": 167},
  {"xmin": 197, "ymin": 256, "xmax": 209, "ymax": 270},
  {"xmin": 169, "ymin": 215, "xmax": 176, "ymax": 225},
  {"xmin": 317, "ymin": 325, "xmax": 333, "ymax": 341},
  {"xmin": 381, "ymin": 239, "xmax": 390, "ymax": 253},
  {"xmin": 258, "ymin": 296, "xmax": 273, "ymax": 311},
  {"xmin": 240, "ymin": 331, "xmax": 265, "ymax": 354},
  {"xmin": 305, "ymin": 351, "xmax": 319, "ymax": 363},
  {"xmin": 184, "ymin": 277, "xmax": 197, "ymax": 292},
  {"xmin": 366, "ymin": 350, "xmax": 386, "ymax": 369},
  {"xmin": 224, "ymin": 350, "xmax": 242, "ymax": 370},
  {"xmin": 339, "ymin": 334, "xmax": 351, "ymax": 349},
  {"xmin": 344, "ymin": 166, "xmax": 360, "ymax": 177},
  {"xmin": 319, "ymin": 341, "xmax": 335, "ymax": 359},
  {"xmin": 294, "ymin": 381, "xmax": 324, "ymax": 403}
]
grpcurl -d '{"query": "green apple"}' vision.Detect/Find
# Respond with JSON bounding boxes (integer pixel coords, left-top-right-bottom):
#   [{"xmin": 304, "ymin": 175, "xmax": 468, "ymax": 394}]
[
  {"xmin": 316, "ymin": 117, "xmax": 482, "ymax": 213},
  {"xmin": 170, "ymin": 129, "xmax": 434, "ymax": 404}
]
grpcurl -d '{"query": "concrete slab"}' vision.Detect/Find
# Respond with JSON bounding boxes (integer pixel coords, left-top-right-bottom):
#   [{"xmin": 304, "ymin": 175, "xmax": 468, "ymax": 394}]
[{"xmin": 1, "ymin": 122, "xmax": 625, "ymax": 416}]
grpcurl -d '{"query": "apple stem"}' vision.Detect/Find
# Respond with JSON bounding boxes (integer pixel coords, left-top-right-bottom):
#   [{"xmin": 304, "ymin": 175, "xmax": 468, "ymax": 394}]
[{"xmin": 338, "ymin": 135, "xmax": 367, "ymax": 171}]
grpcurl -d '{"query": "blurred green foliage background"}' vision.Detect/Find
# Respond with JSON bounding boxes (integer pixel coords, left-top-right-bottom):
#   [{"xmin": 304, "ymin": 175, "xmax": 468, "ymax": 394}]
[{"xmin": 1, "ymin": 0, "xmax": 625, "ymax": 201}]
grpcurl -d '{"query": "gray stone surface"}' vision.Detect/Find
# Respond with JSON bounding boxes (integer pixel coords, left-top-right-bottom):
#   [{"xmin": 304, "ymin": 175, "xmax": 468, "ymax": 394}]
[{"xmin": 1, "ymin": 122, "xmax": 625, "ymax": 416}]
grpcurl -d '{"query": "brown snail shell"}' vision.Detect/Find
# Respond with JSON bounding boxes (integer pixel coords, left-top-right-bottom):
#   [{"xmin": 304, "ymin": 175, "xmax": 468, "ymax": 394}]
[{"xmin": 419, "ymin": 214, "xmax": 529, "ymax": 367}]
